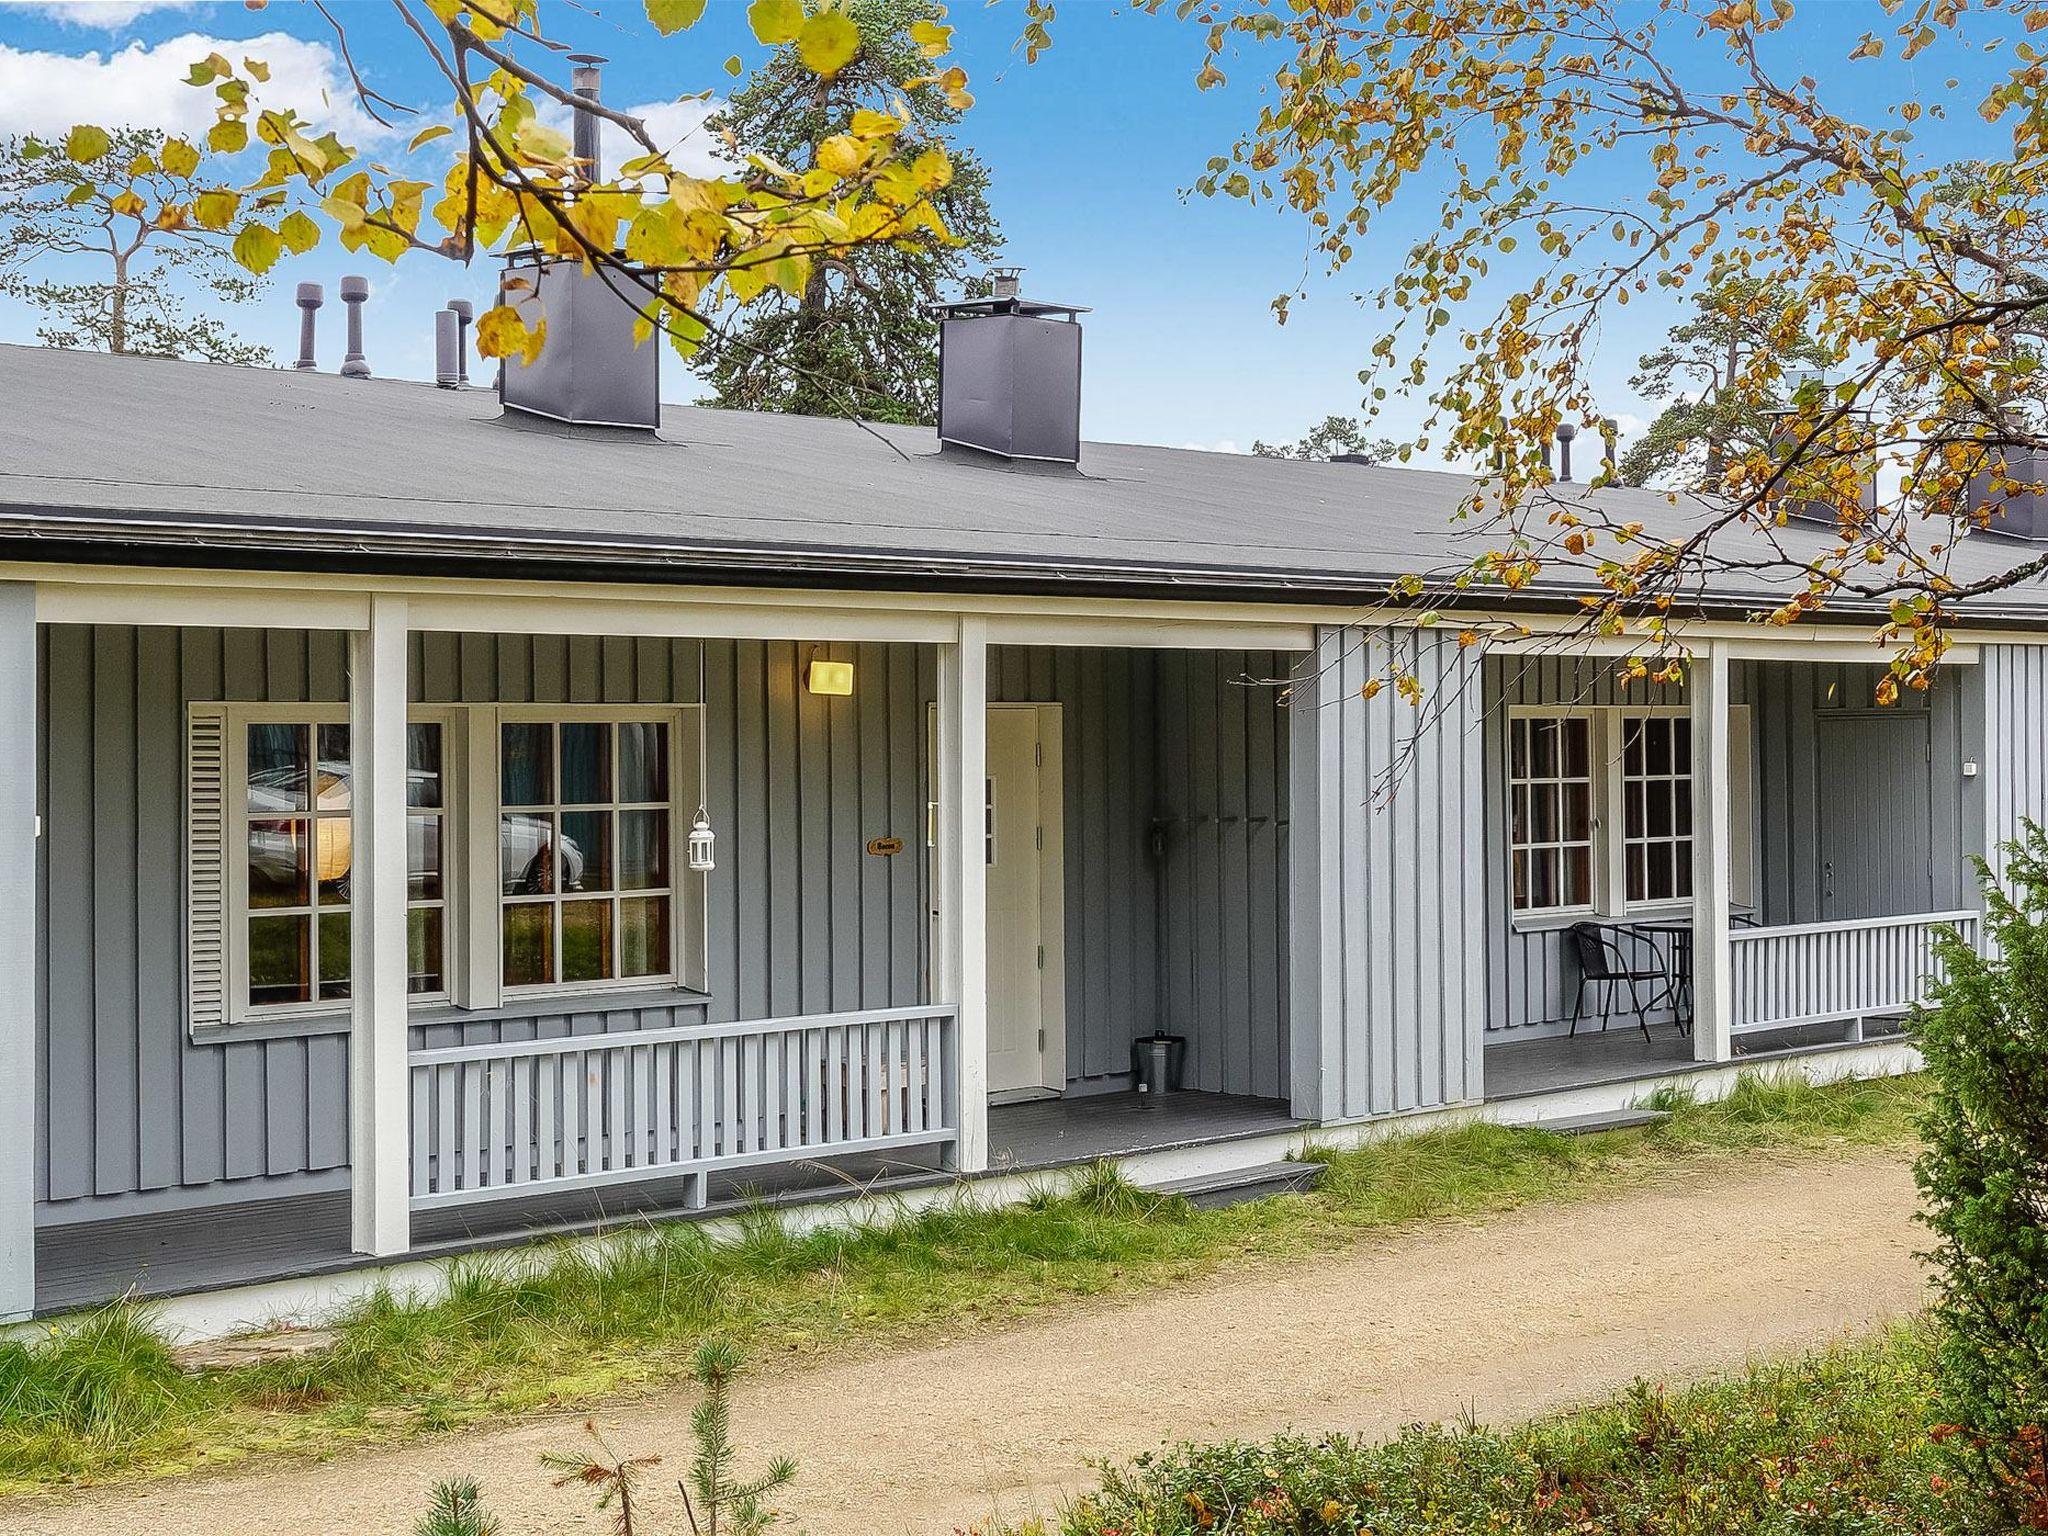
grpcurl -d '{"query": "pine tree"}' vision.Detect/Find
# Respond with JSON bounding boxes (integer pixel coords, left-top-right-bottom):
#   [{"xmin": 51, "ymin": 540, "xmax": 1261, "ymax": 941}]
[
  {"xmin": 0, "ymin": 129, "xmax": 270, "ymax": 365},
  {"xmin": 695, "ymin": 0, "xmax": 1001, "ymax": 424},
  {"xmin": 1615, "ymin": 274, "xmax": 1828, "ymax": 489}
]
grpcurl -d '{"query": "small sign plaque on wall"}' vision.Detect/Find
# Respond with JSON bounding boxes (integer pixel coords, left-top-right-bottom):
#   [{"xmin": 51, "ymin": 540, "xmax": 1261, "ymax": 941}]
[{"xmin": 866, "ymin": 836, "xmax": 905, "ymax": 857}]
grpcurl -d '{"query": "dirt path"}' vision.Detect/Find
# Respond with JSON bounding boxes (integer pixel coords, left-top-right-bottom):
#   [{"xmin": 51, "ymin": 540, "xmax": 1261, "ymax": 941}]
[{"xmin": 5, "ymin": 1150, "xmax": 1927, "ymax": 1536}]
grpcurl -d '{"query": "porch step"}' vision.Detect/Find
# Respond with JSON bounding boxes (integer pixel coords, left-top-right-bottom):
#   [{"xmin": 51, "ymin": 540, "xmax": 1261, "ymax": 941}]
[
  {"xmin": 1151, "ymin": 1158, "xmax": 1326, "ymax": 1210},
  {"xmin": 1531, "ymin": 1108, "xmax": 1673, "ymax": 1137}
]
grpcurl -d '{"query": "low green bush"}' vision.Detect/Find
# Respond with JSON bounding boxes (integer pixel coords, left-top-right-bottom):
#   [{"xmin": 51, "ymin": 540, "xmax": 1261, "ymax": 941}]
[{"xmin": 1040, "ymin": 1328, "xmax": 1993, "ymax": 1536}]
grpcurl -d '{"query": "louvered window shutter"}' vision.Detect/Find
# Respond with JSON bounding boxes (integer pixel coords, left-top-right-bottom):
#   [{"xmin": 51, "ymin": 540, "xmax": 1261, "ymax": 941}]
[{"xmin": 186, "ymin": 704, "xmax": 229, "ymax": 1032}]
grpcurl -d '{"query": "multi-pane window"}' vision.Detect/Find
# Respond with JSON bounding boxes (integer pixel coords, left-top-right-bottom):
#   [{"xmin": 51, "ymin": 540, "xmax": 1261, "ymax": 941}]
[
  {"xmin": 1508, "ymin": 716, "xmax": 1595, "ymax": 912},
  {"xmin": 241, "ymin": 719, "xmax": 445, "ymax": 1012},
  {"xmin": 244, "ymin": 722, "xmax": 353, "ymax": 1007},
  {"xmin": 1622, "ymin": 715, "xmax": 1694, "ymax": 904},
  {"xmin": 499, "ymin": 718, "xmax": 674, "ymax": 990}
]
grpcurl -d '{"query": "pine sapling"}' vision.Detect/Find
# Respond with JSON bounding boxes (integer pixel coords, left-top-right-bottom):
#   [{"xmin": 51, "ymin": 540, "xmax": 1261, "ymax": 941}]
[
  {"xmin": 413, "ymin": 1476, "xmax": 501, "ymax": 1536},
  {"xmin": 682, "ymin": 1338, "xmax": 797, "ymax": 1536}
]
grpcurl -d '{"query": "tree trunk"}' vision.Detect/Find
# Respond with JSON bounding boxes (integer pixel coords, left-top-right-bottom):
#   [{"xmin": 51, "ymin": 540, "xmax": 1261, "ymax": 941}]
[
  {"xmin": 109, "ymin": 249, "xmax": 129, "ymax": 355},
  {"xmin": 1704, "ymin": 333, "xmax": 1739, "ymax": 478}
]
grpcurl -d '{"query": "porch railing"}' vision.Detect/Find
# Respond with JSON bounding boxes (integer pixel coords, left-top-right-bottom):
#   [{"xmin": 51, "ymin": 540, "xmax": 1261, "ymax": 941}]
[
  {"xmin": 1728, "ymin": 910, "xmax": 1979, "ymax": 1038},
  {"xmin": 408, "ymin": 1005, "xmax": 958, "ymax": 1210}
]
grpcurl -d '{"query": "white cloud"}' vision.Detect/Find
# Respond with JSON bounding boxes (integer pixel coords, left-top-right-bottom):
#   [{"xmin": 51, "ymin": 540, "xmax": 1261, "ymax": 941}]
[
  {"xmin": 621, "ymin": 97, "xmax": 731, "ymax": 178},
  {"xmin": 534, "ymin": 93, "xmax": 732, "ymax": 181},
  {"xmin": 16, "ymin": 1, "xmax": 194, "ymax": 27},
  {"xmin": 0, "ymin": 30, "xmax": 391, "ymax": 142},
  {"xmin": 1179, "ymin": 438, "xmax": 1247, "ymax": 455}
]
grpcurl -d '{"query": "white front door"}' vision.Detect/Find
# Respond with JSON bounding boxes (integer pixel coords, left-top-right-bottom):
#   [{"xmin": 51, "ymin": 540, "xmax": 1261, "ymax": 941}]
[{"xmin": 985, "ymin": 705, "xmax": 1057, "ymax": 1099}]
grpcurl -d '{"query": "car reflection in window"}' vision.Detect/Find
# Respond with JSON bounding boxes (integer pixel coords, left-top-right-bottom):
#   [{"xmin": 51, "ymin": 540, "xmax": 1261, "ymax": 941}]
[{"xmin": 245, "ymin": 760, "xmax": 585, "ymax": 899}]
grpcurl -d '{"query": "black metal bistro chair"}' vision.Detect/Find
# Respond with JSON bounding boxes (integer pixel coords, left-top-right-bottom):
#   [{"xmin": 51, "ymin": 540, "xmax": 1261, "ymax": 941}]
[{"xmin": 1568, "ymin": 922, "xmax": 1668, "ymax": 1043}]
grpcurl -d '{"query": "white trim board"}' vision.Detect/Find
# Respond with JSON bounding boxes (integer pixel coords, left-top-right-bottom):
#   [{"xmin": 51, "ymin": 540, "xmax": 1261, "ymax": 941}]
[{"xmin": 24, "ymin": 561, "xmax": 2038, "ymax": 653}]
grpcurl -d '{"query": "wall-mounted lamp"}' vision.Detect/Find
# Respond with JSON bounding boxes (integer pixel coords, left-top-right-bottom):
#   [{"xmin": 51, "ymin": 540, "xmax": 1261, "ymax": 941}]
[{"xmin": 806, "ymin": 657, "xmax": 855, "ymax": 696}]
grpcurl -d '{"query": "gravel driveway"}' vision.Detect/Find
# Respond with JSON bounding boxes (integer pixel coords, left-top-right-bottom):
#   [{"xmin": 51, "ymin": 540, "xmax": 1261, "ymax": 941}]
[{"xmin": 3, "ymin": 1149, "xmax": 1927, "ymax": 1536}]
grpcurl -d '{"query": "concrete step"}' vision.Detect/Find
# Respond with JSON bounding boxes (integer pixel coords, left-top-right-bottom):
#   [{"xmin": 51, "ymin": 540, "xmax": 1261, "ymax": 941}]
[
  {"xmin": 1530, "ymin": 1108, "xmax": 1673, "ymax": 1137},
  {"xmin": 1151, "ymin": 1158, "xmax": 1326, "ymax": 1210}
]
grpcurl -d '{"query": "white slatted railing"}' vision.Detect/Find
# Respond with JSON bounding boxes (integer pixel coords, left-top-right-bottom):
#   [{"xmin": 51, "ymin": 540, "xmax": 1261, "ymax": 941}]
[
  {"xmin": 1728, "ymin": 910, "xmax": 1978, "ymax": 1037},
  {"xmin": 408, "ymin": 1005, "xmax": 957, "ymax": 1210}
]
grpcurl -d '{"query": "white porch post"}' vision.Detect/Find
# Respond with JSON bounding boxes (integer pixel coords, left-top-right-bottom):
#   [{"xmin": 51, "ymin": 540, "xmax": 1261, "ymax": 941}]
[
  {"xmin": 0, "ymin": 584, "xmax": 37, "ymax": 1318},
  {"xmin": 349, "ymin": 594, "xmax": 412, "ymax": 1255},
  {"xmin": 1691, "ymin": 640, "xmax": 1734, "ymax": 1063},
  {"xmin": 936, "ymin": 617, "xmax": 989, "ymax": 1172}
]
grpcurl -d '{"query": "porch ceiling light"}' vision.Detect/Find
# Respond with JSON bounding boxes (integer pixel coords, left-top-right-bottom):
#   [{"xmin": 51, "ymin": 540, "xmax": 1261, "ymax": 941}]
[{"xmin": 806, "ymin": 658, "xmax": 855, "ymax": 696}]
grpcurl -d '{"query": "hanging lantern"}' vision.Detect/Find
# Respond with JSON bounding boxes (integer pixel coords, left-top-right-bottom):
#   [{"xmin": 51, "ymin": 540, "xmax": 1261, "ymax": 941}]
[{"xmin": 687, "ymin": 807, "xmax": 717, "ymax": 872}]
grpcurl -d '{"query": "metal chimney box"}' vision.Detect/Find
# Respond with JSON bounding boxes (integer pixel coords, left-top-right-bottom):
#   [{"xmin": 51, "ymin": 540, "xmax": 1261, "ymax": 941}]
[
  {"xmin": 1967, "ymin": 447, "xmax": 2048, "ymax": 540},
  {"xmin": 935, "ymin": 295, "xmax": 1086, "ymax": 464},
  {"xmin": 499, "ymin": 254, "xmax": 659, "ymax": 431}
]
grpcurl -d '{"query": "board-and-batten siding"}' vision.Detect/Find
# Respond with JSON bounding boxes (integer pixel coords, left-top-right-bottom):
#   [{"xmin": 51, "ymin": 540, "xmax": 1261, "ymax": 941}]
[
  {"xmin": 987, "ymin": 646, "xmax": 1293, "ymax": 1100},
  {"xmin": 1289, "ymin": 626, "xmax": 1485, "ymax": 1121},
  {"xmin": 1480, "ymin": 655, "xmax": 1970, "ymax": 1035},
  {"xmin": 1977, "ymin": 644, "xmax": 2045, "ymax": 885},
  {"xmin": 37, "ymin": 627, "xmax": 935, "ymax": 1216}
]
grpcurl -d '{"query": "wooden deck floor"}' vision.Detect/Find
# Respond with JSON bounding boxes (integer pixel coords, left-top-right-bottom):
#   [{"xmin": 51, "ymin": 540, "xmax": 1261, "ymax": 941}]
[
  {"xmin": 1483, "ymin": 1028, "xmax": 1697, "ymax": 1099},
  {"xmin": 988, "ymin": 1091, "xmax": 1301, "ymax": 1170},
  {"xmin": 35, "ymin": 1092, "xmax": 1293, "ymax": 1314},
  {"xmin": 1482, "ymin": 1015, "xmax": 1905, "ymax": 1100}
]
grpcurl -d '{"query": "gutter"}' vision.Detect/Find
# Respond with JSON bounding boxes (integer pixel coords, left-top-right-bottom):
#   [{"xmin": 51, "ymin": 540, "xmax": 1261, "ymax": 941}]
[{"xmin": 7, "ymin": 505, "xmax": 2048, "ymax": 633}]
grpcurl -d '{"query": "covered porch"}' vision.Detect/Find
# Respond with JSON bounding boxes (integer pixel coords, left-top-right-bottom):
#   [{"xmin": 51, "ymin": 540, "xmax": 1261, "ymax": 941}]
[
  {"xmin": 8, "ymin": 579, "xmax": 1313, "ymax": 1316},
  {"xmin": 1477, "ymin": 643, "xmax": 1984, "ymax": 1097}
]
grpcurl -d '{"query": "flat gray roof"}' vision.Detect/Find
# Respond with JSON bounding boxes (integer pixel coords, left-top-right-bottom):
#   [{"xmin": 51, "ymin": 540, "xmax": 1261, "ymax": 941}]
[{"xmin": 6, "ymin": 341, "xmax": 2048, "ymax": 617}]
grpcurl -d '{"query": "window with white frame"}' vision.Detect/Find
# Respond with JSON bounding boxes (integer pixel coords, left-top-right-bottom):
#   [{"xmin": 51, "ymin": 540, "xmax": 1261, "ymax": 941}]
[
  {"xmin": 196, "ymin": 709, "xmax": 449, "ymax": 1026},
  {"xmin": 1621, "ymin": 715, "xmax": 1693, "ymax": 904},
  {"xmin": 1508, "ymin": 715, "xmax": 1596, "ymax": 913},
  {"xmin": 1507, "ymin": 705, "xmax": 1751, "ymax": 921},
  {"xmin": 497, "ymin": 714, "xmax": 678, "ymax": 991},
  {"xmin": 187, "ymin": 701, "xmax": 706, "ymax": 1035}
]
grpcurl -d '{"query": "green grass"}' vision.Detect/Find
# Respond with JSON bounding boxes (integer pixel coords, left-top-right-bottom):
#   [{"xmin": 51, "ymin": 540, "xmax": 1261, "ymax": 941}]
[
  {"xmin": 1026, "ymin": 1325, "xmax": 1990, "ymax": 1535},
  {"xmin": 0, "ymin": 1068, "xmax": 1929, "ymax": 1493}
]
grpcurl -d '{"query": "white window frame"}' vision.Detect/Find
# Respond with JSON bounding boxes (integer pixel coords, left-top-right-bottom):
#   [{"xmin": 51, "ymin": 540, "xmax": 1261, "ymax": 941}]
[
  {"xmin": 481, "ymin": 703, "xmax": 708, "ymax": 1007},
  {"xmin": 1508, "ymin": 703, "xmax": 1753, "ymax": 927},
  {"xmin": 213, "ymin": 702, "xmax": 457, "ymax": 1028},
  {"xmin": 1506, "ymin": 712, "xmax": 1599, "ymax": 917}
]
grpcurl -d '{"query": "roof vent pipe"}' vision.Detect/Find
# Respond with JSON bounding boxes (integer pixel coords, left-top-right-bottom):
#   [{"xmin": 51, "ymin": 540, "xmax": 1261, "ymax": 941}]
[
  {"xmin": 569, "ymin": 53, "xmax": 605, "ymax": 185},
  {"xmin": 447, "ymin": 299, "xmax": 473, "ymax": 384},
  {"xmin": 339, "ymin": 274, "xmax": 370, "ymax": 379},
  {"xmin": 434, "ymin": 308, "xmax": 461, "ymax": 388},
  {"xmin": 293, "ymin": 282, "xmax": 322, "ymax": 370},
  {"xmin": 1555, "ymin": 421, "xmax": 1578, "ymax": 481},
  {"xmin": 1601, "ymin": 417, "xmax": 1619, "ymax": 473}
]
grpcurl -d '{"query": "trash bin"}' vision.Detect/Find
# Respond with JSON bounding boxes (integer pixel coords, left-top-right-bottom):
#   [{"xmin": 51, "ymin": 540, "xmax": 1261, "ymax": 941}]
[{"xmin": 1130, "ymin": 1032, "xmax": 1188, "ymax": 1098}]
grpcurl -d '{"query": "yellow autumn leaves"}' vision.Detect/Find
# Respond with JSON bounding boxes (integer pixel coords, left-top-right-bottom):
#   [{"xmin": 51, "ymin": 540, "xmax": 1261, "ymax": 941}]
[
  {"xmin": 37, "ymin": 0, "xmax": 970, "ymax": 379},
  {"xmin": 743, "ymin": 0, "xmax": 862, "ymax": 75}
]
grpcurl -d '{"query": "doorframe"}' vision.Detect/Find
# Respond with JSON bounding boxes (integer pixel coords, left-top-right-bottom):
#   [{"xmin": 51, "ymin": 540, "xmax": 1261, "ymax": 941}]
[{"xmin": 932, "ymin": 701, "xmax": 1068, "ymax": 1101}]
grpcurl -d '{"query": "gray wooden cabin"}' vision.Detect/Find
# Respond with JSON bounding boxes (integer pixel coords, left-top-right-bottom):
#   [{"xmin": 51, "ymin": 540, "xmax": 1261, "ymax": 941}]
[{"xmin": 2, "ymin": 316, "xmax": 2044, "ymax": 1321}]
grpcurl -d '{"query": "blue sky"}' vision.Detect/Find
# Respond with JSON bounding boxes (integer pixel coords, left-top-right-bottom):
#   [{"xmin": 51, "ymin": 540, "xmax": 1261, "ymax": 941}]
[{"xmin": 0, "ymin": 0, "xmax": 2030, "ymax": 459}]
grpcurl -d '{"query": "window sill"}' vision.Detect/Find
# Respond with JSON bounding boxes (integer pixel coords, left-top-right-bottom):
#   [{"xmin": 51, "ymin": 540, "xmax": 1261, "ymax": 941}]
[{"xmin": 191, "ymin": 984, "xmax": 715, "ymax": 1044}]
